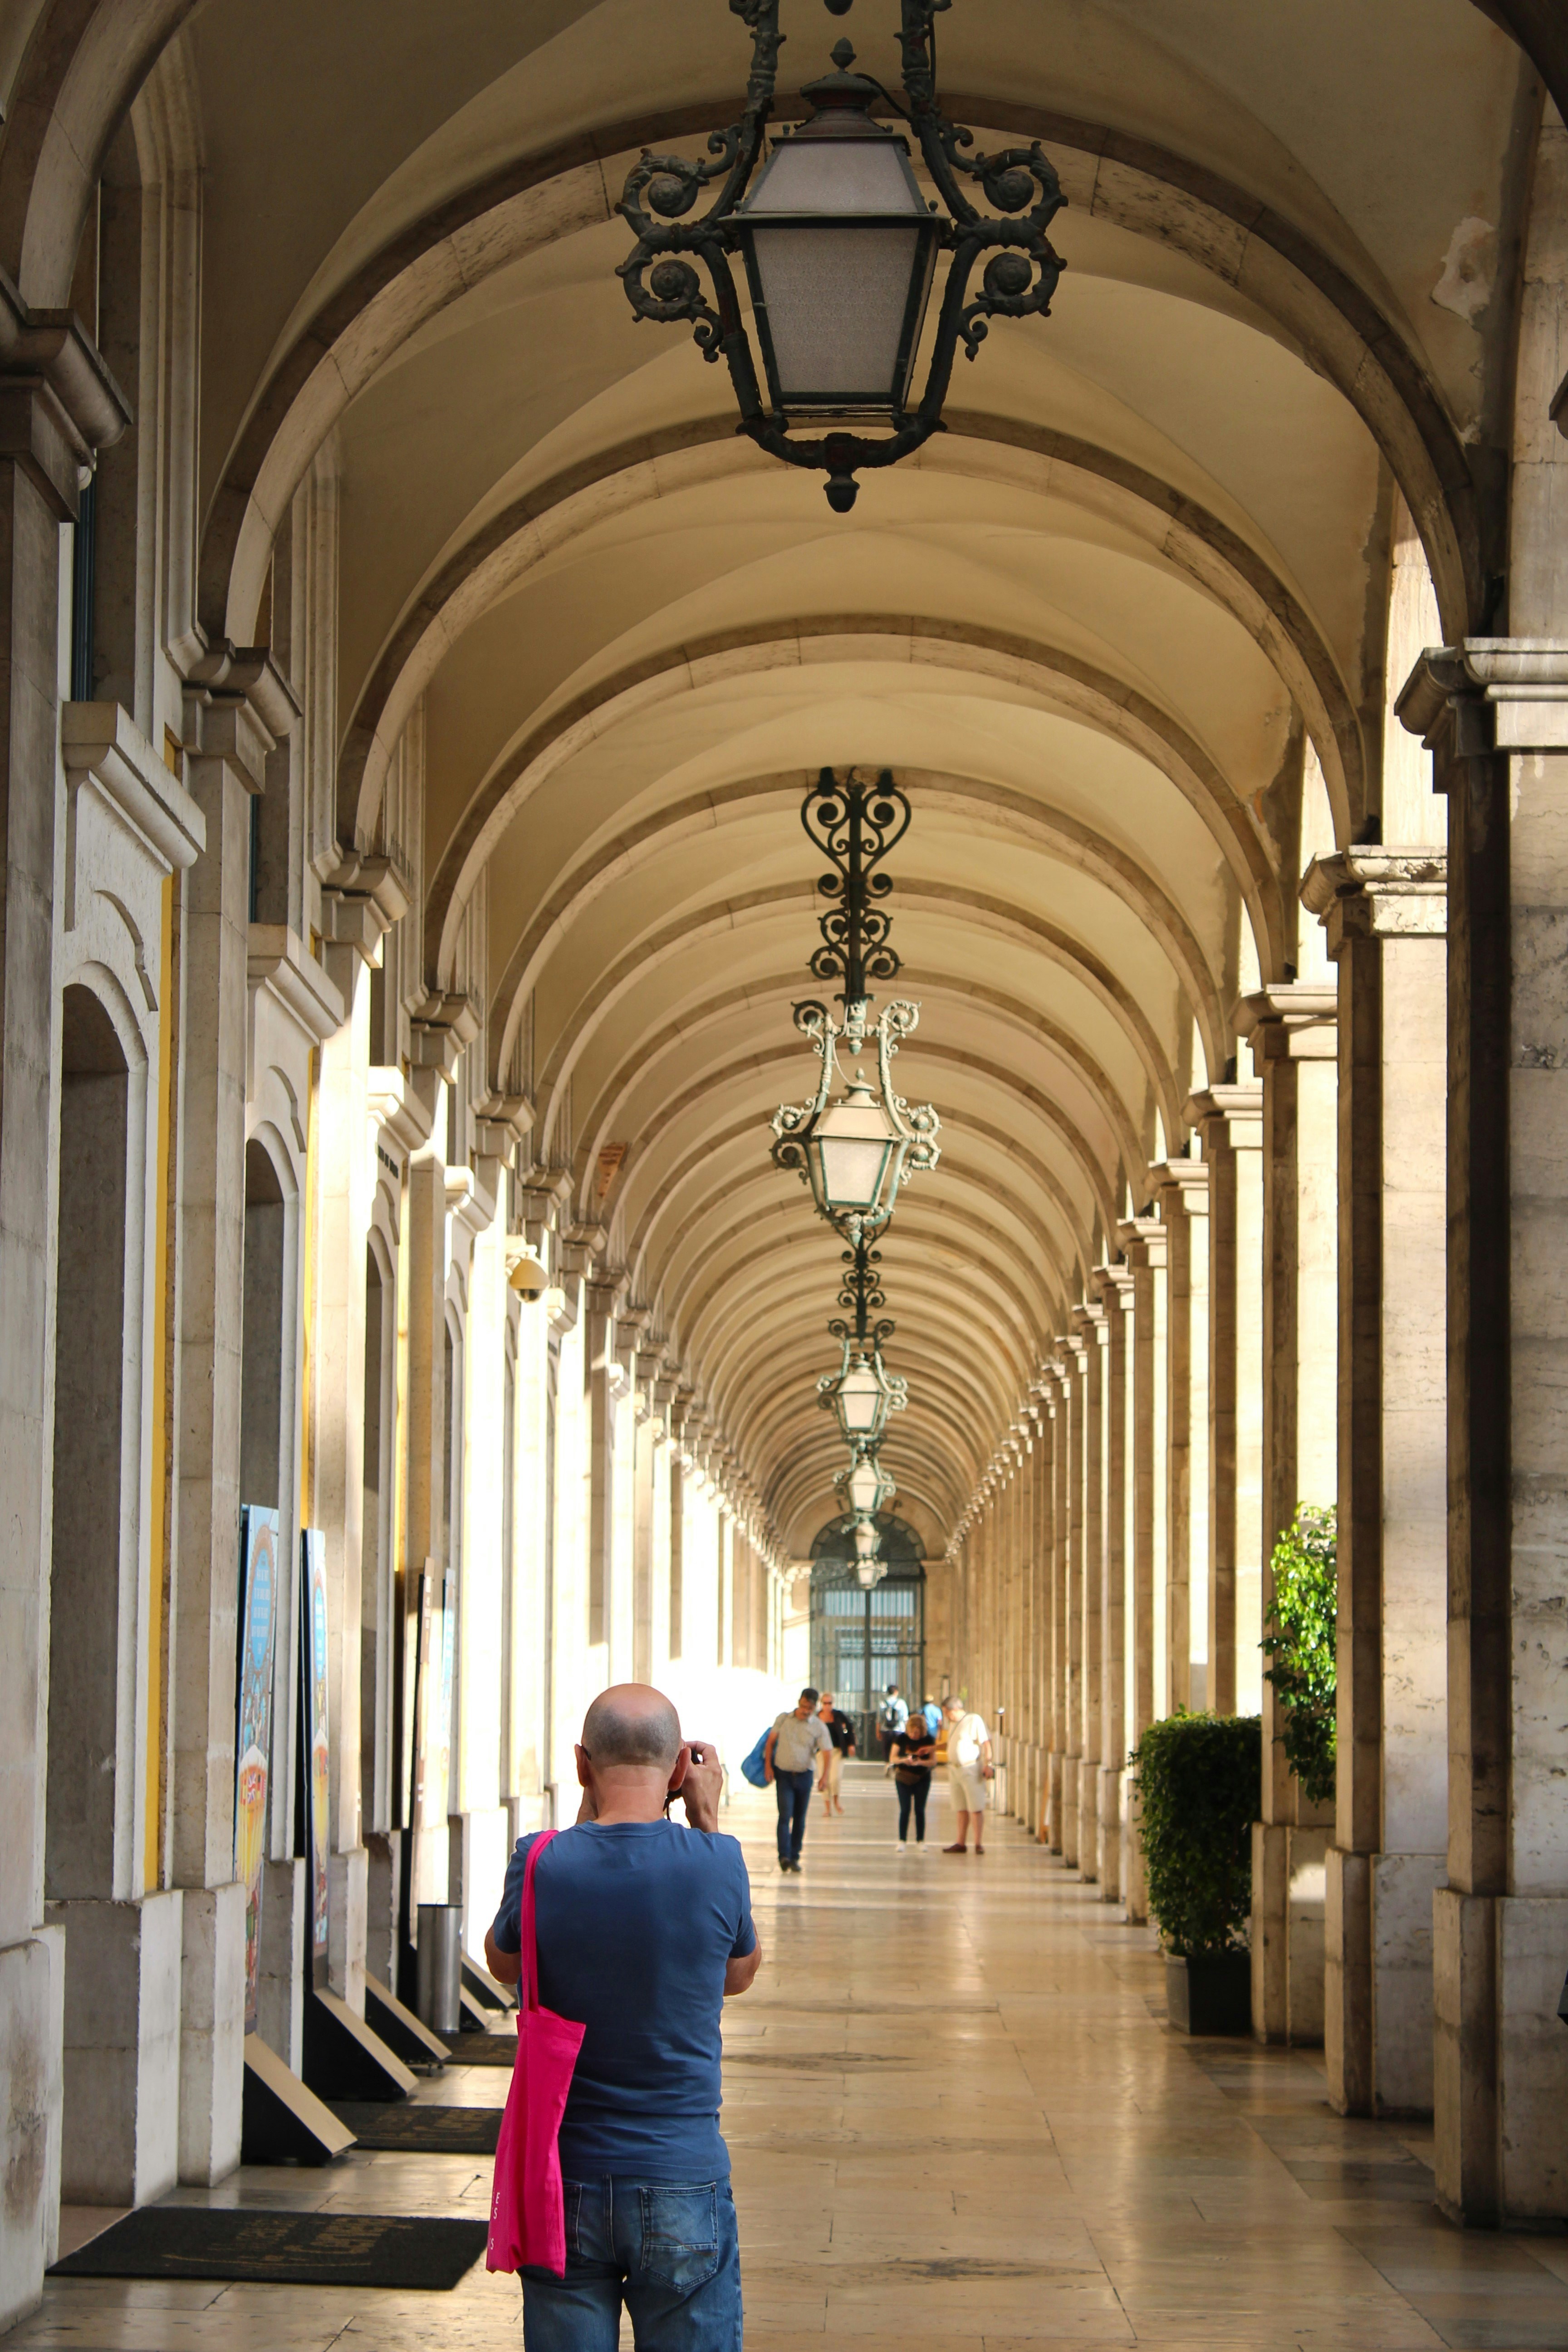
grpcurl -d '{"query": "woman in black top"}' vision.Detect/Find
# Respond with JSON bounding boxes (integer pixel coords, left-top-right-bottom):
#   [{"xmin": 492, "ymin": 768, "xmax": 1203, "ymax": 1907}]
[{"xmin": 887, "ymin": 1715, "xmax": 936, "ymax": 1847}]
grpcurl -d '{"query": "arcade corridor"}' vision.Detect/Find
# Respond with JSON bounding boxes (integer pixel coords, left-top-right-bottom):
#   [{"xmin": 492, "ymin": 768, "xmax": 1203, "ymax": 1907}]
[{"xmin": 27, "ymin": 1774, "xmax": 1568, "ymax": 2351}]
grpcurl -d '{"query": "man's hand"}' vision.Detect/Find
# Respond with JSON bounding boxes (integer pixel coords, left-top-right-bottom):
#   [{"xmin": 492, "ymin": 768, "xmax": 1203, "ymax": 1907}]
[{"xmin": 671, "ymin": 1740, "xmax": 723, "ymax": 1833}]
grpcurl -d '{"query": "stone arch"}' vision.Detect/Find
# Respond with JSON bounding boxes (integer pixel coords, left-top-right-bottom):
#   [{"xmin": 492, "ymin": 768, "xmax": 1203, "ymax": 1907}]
[{"xmin": 189, "ymin": 94, "xmax": 1488, "ymax": 659}]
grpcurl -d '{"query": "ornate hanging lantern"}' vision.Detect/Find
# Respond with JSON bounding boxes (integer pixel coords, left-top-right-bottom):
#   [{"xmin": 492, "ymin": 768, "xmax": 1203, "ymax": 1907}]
[
  {"xmin": 771, "ymin": 768, "xmax": 939, "ymax": 1244},
  {"xmin": 817, "ymin": 1236, "xmax": 908, "ymax": 1444},
  {"xmin": 617, "ymin": 0, "xmax": 1067, "ymax": 513}
]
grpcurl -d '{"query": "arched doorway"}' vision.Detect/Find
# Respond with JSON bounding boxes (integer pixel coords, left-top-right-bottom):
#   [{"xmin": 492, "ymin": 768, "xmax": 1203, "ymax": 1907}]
[{"xmin": 808, "ymin": 1516, "xmax": 926, "ymax": 1759}]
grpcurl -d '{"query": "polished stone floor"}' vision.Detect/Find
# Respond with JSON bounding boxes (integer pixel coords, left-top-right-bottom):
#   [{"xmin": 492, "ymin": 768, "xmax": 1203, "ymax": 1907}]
[{"xmin": 18, "ymin": 1767, "xmax": 1568, "ymax": 2348}]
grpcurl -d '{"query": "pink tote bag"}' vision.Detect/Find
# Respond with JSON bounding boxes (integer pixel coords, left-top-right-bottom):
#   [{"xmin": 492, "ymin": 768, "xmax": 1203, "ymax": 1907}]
[{"xmin": 486, "ymin": 1828, "xmax": 587, "ymax": 2277}]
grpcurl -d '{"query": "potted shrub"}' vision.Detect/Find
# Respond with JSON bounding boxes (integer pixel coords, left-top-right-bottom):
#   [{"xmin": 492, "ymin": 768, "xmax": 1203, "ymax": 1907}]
[
  {"xmin": 1129, "ymin": 1710, "xmax": 1261, "ymax": 2033},
  {"xmin": 1261, "ymin": 1504, "xmax": 1338, "ymax": 1808}
]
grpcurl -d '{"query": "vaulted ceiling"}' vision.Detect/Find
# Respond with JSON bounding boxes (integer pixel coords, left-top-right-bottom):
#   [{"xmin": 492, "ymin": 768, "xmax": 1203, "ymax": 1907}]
[{"xmin": 178, "ymin": 0, "xmax": 1531, "ymax": 1554}]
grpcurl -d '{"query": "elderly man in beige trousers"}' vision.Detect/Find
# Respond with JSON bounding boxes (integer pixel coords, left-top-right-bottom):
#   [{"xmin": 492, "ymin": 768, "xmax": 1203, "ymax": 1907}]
[{"xmin": 941, "ymin": 1694, "xmax": 994, "ymax": 1854}]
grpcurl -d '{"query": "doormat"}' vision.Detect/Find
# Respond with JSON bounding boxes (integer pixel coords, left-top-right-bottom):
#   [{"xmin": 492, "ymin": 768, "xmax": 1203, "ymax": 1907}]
[
  {"xmin": 439, "ymin": 2030, "xmax": 517, "ymax": 2066},
  {"xmin": 49, "ymin": 2208, "xmax": 489, "ymax": 2290},
  {"xmin": 328, "ymin": 2102, "xmax": 502, "ymax": 2154}
]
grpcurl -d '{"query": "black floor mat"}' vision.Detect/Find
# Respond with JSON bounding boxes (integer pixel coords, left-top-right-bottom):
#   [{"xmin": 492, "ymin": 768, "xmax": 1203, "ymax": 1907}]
[
  {"xmin": 328, "ymin": 2102, "xmax": 502, "ymax": 2153},
  {"xmin": 49, "ymin": 2207, "xmax": 489, "ymax": 2290},
  {"xmin": 439, "ymin": 2030, "xmax": 518, "ymax": 2065}
]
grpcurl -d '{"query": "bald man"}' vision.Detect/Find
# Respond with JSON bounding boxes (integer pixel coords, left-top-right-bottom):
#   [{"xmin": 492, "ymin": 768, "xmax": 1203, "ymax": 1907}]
[{"xmin": 485, "ymin": 1684, "xmax": 760, "ymax": 2349}]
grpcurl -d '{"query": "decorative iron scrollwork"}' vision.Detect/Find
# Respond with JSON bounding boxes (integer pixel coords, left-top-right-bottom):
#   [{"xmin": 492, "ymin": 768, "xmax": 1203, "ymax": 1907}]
[
  {"xmin": 800, "ymin": 766, "xmax": 910, "ymax": 1007},
  {"xmin": 616, "ymin": 0, "xmax": 1066, "ymax": 511}
]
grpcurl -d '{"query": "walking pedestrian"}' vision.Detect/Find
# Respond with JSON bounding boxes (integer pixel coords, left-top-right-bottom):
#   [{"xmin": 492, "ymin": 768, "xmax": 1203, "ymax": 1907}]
[
  {"xmin": 483, "ymin": 1682, "xmax": 761, "ymax": 2348},
  {"xmin": 815, "ymin": 1691, "xmax": 855, "ymax": 1816},
  {"xmin": 764, "ymin": 1687, "xmax": 831, "ymax": 1872},
  {"xmin": 875, "ymin": 1683, "xmax": 908, "ymax": 1763},
  {"xmin": 921, "ymin": 1694, "xmax": 942, "ymax": 1736},
  {"xmin": 941, "ymin": 1694, "xmax": 994, "ymax": 1854},
  {"xmin": 887, "ymin": 1708, "xmax": 936, "ymax": 1849}
]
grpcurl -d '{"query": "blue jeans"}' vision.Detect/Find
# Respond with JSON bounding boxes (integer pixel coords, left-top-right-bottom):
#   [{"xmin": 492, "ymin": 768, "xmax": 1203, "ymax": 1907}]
[
  {"xmin": 773, "ymin": 1767, "xmax": 812, "ymax": 1862},
  {"xmin": 521, "ymin": 2175, "xmax": 741, "ymax": 2350}
]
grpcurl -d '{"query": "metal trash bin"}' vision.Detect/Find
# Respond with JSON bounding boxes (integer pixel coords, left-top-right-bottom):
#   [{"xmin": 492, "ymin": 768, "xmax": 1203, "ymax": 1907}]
[{"xmin": 415, "ymin": 1902, "xmax": 463, "ymax": 2034}]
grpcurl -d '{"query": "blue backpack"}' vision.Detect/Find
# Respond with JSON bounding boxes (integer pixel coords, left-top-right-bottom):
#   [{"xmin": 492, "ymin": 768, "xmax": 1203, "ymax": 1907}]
[{"xmin": 740, "ymin": 1727, "xmax": 772, "ymax": 1788}]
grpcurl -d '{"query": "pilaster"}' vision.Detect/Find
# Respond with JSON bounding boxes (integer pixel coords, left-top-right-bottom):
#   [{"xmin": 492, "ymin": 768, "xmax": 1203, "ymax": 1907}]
[
  {"xmin": 1149, "ymin": 1159, "xmax": 1209, "ymax": 1714},
  {"xmin": 1186, "ymin": 1084, "xmax": 1264, "ymax": 1718},
  {"xmin": 1397, "ymin": 639, "xmax": 1568, "ymax": 2217},
  {"xmin": 1236, "ymin": 984, "xmax": 1339, "ymax": 2049}
]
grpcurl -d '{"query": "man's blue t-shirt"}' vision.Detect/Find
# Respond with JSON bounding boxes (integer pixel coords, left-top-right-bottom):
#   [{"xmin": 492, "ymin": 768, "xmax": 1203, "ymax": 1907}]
[{"xmin": 491, "ymin": 1820, "xmax": 755, "ymax": 2181}]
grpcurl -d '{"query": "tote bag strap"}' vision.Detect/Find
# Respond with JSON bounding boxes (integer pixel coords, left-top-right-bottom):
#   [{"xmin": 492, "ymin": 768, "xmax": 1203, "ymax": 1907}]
[{"xmin": 520, "ymin": 1828, "xmax": 559, "ymax": 2015}]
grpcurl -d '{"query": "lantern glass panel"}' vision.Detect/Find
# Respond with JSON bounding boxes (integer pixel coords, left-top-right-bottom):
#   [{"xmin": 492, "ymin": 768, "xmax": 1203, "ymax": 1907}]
[
  {"xmin": 853, "ymin": 1517, "xmax": 879, "ymax": 1560},
  {"xmin": 837, "ymin": 1360, "xmax": 883, "ymax": 1437},
  {"xmin": 739, "ymin": 129, "xmax": 937, "ymax": 413},
  {"xmin": 847, "ymin": 1456, "xmax": 882, "ymax": 1514},
  {"xmin": 808, "ymin": 1079, "xmax": 901, "ymax": 1215}
]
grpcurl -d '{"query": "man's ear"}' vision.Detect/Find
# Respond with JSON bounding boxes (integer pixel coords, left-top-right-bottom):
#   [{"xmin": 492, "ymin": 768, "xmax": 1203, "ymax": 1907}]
[
  {"xmin": 575, "ymin": 1743, "xmax": 592, "ymax": 1790},
  {"xmin": 666, "ymin": 1741, "xmax": 692, "ymax": 1794}
]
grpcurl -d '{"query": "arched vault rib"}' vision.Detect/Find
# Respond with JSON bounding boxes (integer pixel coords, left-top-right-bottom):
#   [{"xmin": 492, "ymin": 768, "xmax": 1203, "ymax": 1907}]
[
  {"xmin": 640, "ymin": 1089, "xmax": 1106, "ymax": 1333},
  {"xmin": 595, "ymin": 997, "xmax": 1142, "ymax": 1270},
  {"xmin": 339, "ymin": 424, "xmax": 1356, "ymax": 911},
  {"xmin": 194, "ymin": 96, "xmax": 1482, "ymax": 657},
  {"xmin": 657, "ymin": 1175, "xmax": 1059, "ymax": 1392},
  {"xmin": 531, "ymin": 881, "xmax": 1185, "ymax": 1158},
  {"xmin": 676, "ymin": 1199, "xmax": 1053, "ymax": 1422},
  {"xmin": 494, "ymin": 767, "xmax": 1233, "ymax": 1098},
  {"xmin": 453, "ymin": 622, "xmax": 1278, "ymax": 1025}
]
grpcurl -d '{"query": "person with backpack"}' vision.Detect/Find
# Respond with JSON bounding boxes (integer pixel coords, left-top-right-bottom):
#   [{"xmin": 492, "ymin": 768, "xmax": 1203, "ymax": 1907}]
[
  {"xmin": 763, "ymin": 1687, "xmax": 831, "ymax": 1872},
  {"xmin": 876, "ymin": 1683, "xmax": 908, "ymax": 1763}
]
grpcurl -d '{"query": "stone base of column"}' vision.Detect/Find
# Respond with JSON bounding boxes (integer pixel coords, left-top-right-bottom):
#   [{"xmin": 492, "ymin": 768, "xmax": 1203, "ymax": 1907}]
[
  {"xmin": 0, "ymin": 1927, "xmax": 64, "ymax": 2332},
  {"xmin": 177, "ymin": 1884, "xmax": 245, "ymax": 2184},
  {"xmin": 256, "ymin": 1858, "xmax": 306, "ymax": 2071},
  {"xmin": 1251, "ymin": 1824, "xmax": 1327, "ymax": 2045},
  {"xmin": 328, "ymin": 1844, "xmax": 368, "ymax": 2016},
  {"xmin": 1062, "ymin": 1758, "xmax": 1082, "ymax": 1867},
  {"xmin": 365, "ymin": 1833, "xmax": 403, "ymax": 1992},
  {"xmin": 47, "ymin": 1893, "xmax": 183, "ymax": 2205},
  {"xmin": 1435, "ymin": 1889, "xmax": 1568, "ymax": 2225},
  {"xmin": 1096, "ymin": 1765, "xmax": 1122, "ymax": 1901},
  {"xmin": 1326, "ymin": 1847, "xmax": 1443, "ymax": 2117},
  {"xmin": 1047, "ymin": 1750, "xmax": 1064, "ymax": 1852}
]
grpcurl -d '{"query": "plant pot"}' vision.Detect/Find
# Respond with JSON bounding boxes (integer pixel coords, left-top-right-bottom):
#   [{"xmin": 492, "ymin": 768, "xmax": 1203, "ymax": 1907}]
[{"xmin": 1166, "ymin": 1950, "xmax": 1251, "ymax": 2036}]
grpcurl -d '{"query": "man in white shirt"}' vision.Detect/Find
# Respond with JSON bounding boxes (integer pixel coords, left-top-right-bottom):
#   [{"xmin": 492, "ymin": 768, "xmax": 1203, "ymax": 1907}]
[
  {"xmin": 941, "ymin": 1696, "xmax": 993, "ymax": 1854},
  {"xmin": 764, "ymin": 1687, "xmax": 831, "ymax": 1873}
]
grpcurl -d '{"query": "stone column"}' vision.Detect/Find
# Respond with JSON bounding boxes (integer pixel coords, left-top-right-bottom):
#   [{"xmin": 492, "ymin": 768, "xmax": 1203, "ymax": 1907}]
[
  {"xmin": 1238, "ymin": 985, "xmax": 1339, "ymax": 2048},
  {"xmin": 1151, "ymin": 1161, "xmax": 1209, "ymax": 1713},
  {"xmin": 1400, "ymin": 635, "xmax": 1568, "ymax": 2219},
  {"xmin": 582, "ymin": 1273, "xmax": 623, "ymax": 1660},
  {"xmin": 402, "ymin": 1088, "xmax": 449, "ymax": 1910},
  {"xmin": 1093, "ymin": 1268, "xmax": 1132, "ymax": 1898},
  {"xmin": 1186, "ymin": 1086, "xmax": 1264, "ymax": 1718},
  {"xmin": 1045, "ymin": 1356, "xmax": 1069, "ymax": 1851},
  {"xmin": 0, "ymin": 312, "xmax": 128, "ymax": 2325},
  {"xmin": 173, "ymin": 656, "xmax": 294, "ymax": 2156},
  {"xmin": 1073, "ymin": 1304, "xmax": 1107, "ymax": 1882},
  {"xmin": 1117, "ymin": 1217, "xmax": 1166, "ymax": 1921},
  {"xmin": 1058, "ymin": 1333, "xmax": 1087, "ymax": 1867},
  {"xmin": 1298, "ymin": 855, "xmax": 1447, "ymax": 2112}
]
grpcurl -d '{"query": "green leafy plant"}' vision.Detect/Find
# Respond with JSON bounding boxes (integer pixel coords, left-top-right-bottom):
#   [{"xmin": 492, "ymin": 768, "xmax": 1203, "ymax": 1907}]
[
  {"xmin": 1128, "ymin": 1711, "xmax": 1260, "ymax": 1956},
  {"xmin": 1261, "ymin": 1504, "xmax": 1338, "ymax": 1809}
]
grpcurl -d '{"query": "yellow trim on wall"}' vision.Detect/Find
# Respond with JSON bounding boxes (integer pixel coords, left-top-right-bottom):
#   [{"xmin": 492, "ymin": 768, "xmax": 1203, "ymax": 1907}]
[{"xmin": 299, "ymin": 1045, "xmax": 320, "ymax": 1525}]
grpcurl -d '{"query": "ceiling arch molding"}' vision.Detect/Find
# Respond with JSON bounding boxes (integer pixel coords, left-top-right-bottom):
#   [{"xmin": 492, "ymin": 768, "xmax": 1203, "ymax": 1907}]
[
  {"xmin": 598, "ymin": 992, "xmax": 1143, "ymax": 1270},
  {"xmin": 494, "ymin": 766, "xmax": 1234, "ymax": 1091},
  {"xmin": 454, "ymin": 621, "xmax": 1294, "ymax": 1013},
  {"xmin": 338, "ymin": 424, "xmax": 1359, "ymax": 910},
  {"xmin": 191, "ymin": 93, "xmax": 1484, "ymax": 658},
  {"xmin": 529, "ymin": 878, "xmax": 1186, "ymax": 1159}
]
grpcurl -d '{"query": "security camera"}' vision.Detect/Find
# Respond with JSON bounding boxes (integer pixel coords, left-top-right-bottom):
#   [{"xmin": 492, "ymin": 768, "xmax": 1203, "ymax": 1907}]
[{"xmin": 507, "ymin": 1246, "xmax": 549, "ymax": 1303}]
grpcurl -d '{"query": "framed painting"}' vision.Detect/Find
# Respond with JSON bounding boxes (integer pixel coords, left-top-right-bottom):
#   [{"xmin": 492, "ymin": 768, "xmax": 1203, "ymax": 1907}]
[{"xmin": 235, "ymin": 1505, "xmax": 280, "ymax": 2035}]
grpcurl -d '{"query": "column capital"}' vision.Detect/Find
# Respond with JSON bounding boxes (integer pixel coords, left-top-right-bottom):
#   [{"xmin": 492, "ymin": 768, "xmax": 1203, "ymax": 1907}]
[
  {"xmin": 1116, "ymin": 1214, "xmax": 1167, "ymax": 1269},
  {"xmin": 408, "ymin": 988, "xmax": 481, "ymax": 1080},
  {"xmin": 1302, "ymin": 847, "xmax": 1448, "ymax": 955},
  {"xmin": 1235, "ymin": 981, "xmax": 1338, "ymax": 1062},
  {"xmin": 319, "ymin": 847, "xmax": 413, "ymax": 961},
  {"xmin": 1185, "ymin": 1081, "xmax": 1263, "ymax": 1147},
  {"xmin": 1071, "ymin": 1299, "xmax": 1107, "ymax": 1343},
  {"xmin": 1091, "ymin": 1262, "xmax": 1134, "ymax": 1309},
  {"xmin": 0, "ymin": 295, "xmax": 130, "ymax": 515},
  {"xmin": 1396, "ymin": 638, "xmax": 1568, "ymax": 760},
  {"xmin": 1149, "ymin": 1157, "xmax": 1210, "ymax": 1217}
]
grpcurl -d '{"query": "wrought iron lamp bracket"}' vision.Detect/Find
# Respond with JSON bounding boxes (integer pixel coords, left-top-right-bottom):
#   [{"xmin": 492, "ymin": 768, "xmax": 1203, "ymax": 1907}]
[{"xmin": 615, "ymin": 0, "xmax": 1067, "ymax": 510}]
